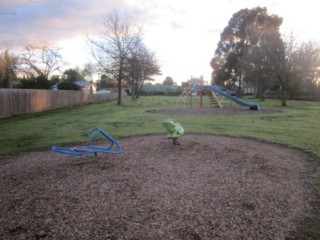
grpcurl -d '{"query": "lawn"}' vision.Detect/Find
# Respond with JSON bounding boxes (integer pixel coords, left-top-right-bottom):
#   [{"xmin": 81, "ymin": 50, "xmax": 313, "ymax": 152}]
[
  {"xmin": 0, "ymin": 95, "xmax": 319, "ymax": 238},
  {"xmin": 1, "ymin": 96, "xmax": 320, "ymax": 157}
]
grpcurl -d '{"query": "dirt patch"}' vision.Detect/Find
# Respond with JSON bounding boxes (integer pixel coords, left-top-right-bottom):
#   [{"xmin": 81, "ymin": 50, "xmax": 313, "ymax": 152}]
[
  {"xmin": 0, "ymin": 134, "xmax": 315, "ymax": 239},
  {"xmin": 147, "ymin": 107, "xmax": 281, "ymax": 116}
]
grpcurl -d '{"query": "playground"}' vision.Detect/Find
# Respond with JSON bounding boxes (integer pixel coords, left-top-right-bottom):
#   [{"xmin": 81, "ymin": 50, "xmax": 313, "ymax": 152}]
[
  {"xmin": 1, "ymin": 94, "xmax": 319, "ymax": 239},
  {"xmin": 0, "ymin": 134, "xmax": 315, "ymax": 239}
]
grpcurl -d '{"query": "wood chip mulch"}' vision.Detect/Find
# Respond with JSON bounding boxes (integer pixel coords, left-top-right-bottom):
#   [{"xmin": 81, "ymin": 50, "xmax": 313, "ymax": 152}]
[{"xmin": 0, "ymin": 134, "xmax": 317, "ymax": 240}]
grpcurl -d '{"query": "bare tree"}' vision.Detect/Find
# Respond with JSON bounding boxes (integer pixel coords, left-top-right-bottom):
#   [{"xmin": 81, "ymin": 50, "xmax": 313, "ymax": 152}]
[
  {"xmin": 89, "ymin": 11, "xmax": 142, "ymax": 105},
  {"xmin": 267, "ymin": 34, "xmax": 297, "ymax": 106},
  {"xmin": 19, "ymin": 41, "xmax": 62, "ymax": 79},
  {"xmin": 82, "ymin": 63, "xmax": 95, "ymax": 82},
  {"xmin": 291, "ymin": 41, "xmax": 320, "ymax": 100},
  {"xmin": 124, "ymin": 44, "xmax": 161, "ymax": 100}
]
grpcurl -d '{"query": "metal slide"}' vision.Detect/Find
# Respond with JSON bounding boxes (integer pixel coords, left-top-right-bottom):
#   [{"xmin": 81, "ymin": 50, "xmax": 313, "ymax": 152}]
[{"xmin": 211, "ymin": 85, "xmax": 260, "ymax": 110}]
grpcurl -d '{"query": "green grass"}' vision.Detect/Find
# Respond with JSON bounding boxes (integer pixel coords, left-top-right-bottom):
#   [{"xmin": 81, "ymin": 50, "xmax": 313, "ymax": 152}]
[
  {"xmin": 1, "ymin": 95, "xmax": 320, "ymax": 238},
  {"xmin": 1, "ymin": 96, "xmax": 319, "ymax": 156}
]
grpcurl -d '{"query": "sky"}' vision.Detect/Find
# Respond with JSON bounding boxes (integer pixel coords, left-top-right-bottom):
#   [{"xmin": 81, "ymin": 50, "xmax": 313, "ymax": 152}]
[{"xmin": 0, "ymin": 0, "xmax": 319, "ymax": 84}]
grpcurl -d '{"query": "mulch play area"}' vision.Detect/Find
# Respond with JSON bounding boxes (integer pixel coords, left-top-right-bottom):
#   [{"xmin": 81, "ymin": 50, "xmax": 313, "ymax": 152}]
[{"xmin": 0, "ymin": 108, "xmax": 318, "ymax": 239}]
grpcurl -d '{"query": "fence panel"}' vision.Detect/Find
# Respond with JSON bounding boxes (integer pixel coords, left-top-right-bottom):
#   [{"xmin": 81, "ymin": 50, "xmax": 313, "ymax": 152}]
[{"xmin": 0, "ymin": 89, "xmax": 125, "ymax": 118}]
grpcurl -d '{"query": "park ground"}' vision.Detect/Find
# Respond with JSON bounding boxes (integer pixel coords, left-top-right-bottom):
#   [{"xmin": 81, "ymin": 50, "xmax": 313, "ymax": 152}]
[{"xmin": 0, "ymin": 96, "xmax": 320, "ymax": 239}]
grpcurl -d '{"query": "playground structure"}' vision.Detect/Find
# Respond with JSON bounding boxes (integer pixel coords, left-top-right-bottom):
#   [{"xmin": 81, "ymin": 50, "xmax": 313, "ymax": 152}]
[
  {"xmin": 52, "ymin": 128, "xmax": 121, "ymax": 162},
  {"xmin": 178, "ymin": 76, "xmax": 223, "ymax": 108},
  {"xmin": 178, "ymin": 76, "xmax": 260, "ymax": 110},
  {"xmin": 211, "ymin": 85, "xmax": 260, "ymax": 110},
  {"xmin": 163, "ymin": 118, "xmax": 185, "ymax": 145}
]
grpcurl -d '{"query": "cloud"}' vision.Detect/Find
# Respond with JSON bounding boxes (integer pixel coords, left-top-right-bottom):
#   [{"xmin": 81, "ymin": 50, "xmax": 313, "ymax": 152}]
[
  {"xmin": 0, "ymin": 0, "xmax": 127, "ymax": 48},
  {"xmin": 171, "ymin": 21, "xmax": 185, "ymax": 29},
  {"xmin": 1, "ymin": 0, "xmax": 319, "ymax": 84}
]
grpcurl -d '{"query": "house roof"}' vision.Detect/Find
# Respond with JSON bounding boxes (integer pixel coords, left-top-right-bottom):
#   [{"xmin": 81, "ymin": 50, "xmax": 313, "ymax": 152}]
[{"xmin": 75, "ymin": 81, "xmax": 91, "ymax": 87}]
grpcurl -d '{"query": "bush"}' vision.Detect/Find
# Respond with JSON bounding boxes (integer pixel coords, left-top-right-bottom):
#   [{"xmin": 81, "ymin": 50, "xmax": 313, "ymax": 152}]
[
  {"xmin": 58, "ymin": 81, "xmax": 81, "ymax": 90},
  {"xmin": 19, "ymin": 75, "xmax": 54, "ymax": 89}
]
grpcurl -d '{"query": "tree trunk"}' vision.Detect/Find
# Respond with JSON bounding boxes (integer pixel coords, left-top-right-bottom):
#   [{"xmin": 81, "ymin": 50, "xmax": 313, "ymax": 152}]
[
  {"xmin": 117, "ymin": 79, "xmax": 122, "ymax": 105},
  {"xmin": 253, "ymin": 79, "xmax": 257, "ymax": 98},
  {"xmin": 135, "ymin": 81, "xmax": 139, "ymax": 99},
  {"xmin": 277, "ymin": 74, "xmax": 287, "ymax": 107},
  {"xmin": 117, "ymin": 62, "xmax": 124, "ymax": 105},
  {"xmin": 280, "ymin": 87, "xmax": 287, "ymax": 106},
  {"xmin": 258, "ymin": 82, "xmax": 265, "ymax": 101},
  {"xmin": 131, "ymin": 78, "xmax": 135, "ymax": 100}
]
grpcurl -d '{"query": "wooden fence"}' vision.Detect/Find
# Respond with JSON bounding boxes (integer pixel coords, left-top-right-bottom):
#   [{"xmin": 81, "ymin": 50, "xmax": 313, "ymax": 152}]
[{"xmin": 0, "ymin": 89, "xmax": 127, "ymax": 118}]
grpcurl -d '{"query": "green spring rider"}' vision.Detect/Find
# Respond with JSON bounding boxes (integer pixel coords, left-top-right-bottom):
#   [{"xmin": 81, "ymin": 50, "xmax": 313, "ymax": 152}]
[{"xmin": 162, "ymin": 118, "xmax": 184, "ymax": 145}]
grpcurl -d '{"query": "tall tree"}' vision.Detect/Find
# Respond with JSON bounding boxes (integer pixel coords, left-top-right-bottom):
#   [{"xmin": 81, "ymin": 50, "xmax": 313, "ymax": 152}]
[
  {"xmin": 124, "ymin": 45, "xmax": 161, "ymax": 99},
  {"xmin": 267, "ymin": 34, "xmax": 296, "ymax": 106},
  {"xmin": 19, "ymin": 41, "xmax": 62, "ymax": 79},
  {"xmin": 89, "ymin": 11, "xmax": 142, "ymax": 105},
  {"xmin": 82, "ymin": 63, "xmax": 95, "ymax": 82},
  {"xmin": 241, "ymin": 20, "xmax": 282, "ymax": 100},
  {"xmin": 210, "ymin": 7, "xmax": 282, "ymax": 97},
  {"xmin": 290, "ymin": 41, "xmax": 320, "ymax": 100},
  {"xmin": 261, "ymin": 34, "xmax": 320, "ymax": 104},
  {"xmin": 163, "ymin": 76, "xmax": 174, "ymax": 85}
]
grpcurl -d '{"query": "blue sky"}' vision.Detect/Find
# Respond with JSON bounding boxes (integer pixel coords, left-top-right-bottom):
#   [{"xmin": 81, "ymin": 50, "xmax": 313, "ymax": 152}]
[{"xmin": 0, "ymin": 0, "xmax": 319, "ymax": 84}]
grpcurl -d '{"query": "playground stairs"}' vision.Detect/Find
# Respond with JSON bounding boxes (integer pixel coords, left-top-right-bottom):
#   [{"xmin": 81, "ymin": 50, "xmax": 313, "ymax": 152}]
[
  {"xmin": 178, "ymin": 78, "xmax": 201, "ymax": 106},
  {"xmin": 180, "ymin": 79, "xmax": 200, "ymax": 99},
  {"xmin": 208, "ymin": 91, "xmax": 222, "ymax": 108}
]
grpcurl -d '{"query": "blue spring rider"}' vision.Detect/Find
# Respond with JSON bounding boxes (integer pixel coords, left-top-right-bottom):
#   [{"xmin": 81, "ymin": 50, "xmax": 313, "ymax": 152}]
[{"xmin": 52, "ymin": 128, "xmax": 121, "ymax": 161}]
